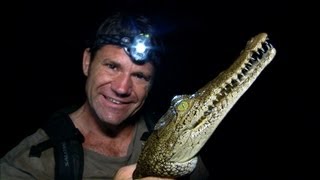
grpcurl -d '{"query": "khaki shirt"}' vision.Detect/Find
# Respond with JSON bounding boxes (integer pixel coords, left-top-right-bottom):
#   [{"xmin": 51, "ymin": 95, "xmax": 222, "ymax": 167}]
[{"xmin": 1, "ymin": 115, "xmax": 209, "ymax": 179}]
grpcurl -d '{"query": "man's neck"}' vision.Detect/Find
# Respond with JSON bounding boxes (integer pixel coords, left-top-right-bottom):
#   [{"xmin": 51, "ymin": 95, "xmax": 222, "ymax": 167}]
[{"xmin": 69, "ymin": 102, "xmax": 136, "ymax": 157}]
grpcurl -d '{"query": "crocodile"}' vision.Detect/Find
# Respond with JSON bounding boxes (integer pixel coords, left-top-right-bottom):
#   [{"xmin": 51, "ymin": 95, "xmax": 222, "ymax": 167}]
[{"xmin": 133, "ymin": 32, "xmax": 276, "ymax": 179}]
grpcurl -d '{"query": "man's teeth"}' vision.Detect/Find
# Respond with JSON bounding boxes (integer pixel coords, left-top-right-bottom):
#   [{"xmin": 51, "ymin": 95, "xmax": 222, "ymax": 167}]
[{"xmin": 109, "ymin": 97, "xmax": 121, "ymax": 104}]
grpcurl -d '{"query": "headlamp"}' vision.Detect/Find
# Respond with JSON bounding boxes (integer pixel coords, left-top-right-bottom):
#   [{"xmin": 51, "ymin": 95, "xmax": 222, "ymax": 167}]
[{"xmin": 94, "ymin": 33, "xmax": 153, "ymax": 64}]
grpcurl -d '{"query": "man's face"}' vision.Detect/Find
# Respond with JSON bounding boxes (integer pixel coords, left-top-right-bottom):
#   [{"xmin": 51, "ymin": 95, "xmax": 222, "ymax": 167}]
[{"xmin": 83, "ymin": 45, "xmax": 154, "ymax": 126}]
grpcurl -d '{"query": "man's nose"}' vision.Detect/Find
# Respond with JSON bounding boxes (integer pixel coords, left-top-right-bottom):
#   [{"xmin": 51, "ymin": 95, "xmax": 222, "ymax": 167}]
[{"xmin": 111, "ymin": 73, "xmax": 132, "ymax": 97}]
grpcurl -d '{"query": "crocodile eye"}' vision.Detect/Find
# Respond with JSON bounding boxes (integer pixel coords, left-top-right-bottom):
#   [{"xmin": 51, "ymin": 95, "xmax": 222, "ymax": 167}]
[{"xmin": 176, "ymin": 100, "xmax": 189, "ymax": 111}]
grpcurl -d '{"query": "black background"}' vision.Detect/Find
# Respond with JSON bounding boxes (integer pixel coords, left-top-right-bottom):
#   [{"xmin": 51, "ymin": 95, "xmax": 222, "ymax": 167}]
[{"xmin": 2, "ymin": 0, "xmax": 317, "ymax": 179}]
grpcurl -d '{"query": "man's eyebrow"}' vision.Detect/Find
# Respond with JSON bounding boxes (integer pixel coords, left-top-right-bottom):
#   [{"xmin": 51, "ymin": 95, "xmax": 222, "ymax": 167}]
[{"xmin": 103, "ymin": 58, "xmax": 121, "ymax": 65}]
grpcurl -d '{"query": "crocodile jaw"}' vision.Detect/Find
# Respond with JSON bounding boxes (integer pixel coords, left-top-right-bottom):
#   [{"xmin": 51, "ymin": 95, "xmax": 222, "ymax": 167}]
[{"xmin": 133, "ymin": 33, "xmax": 276, "ymax": 178}]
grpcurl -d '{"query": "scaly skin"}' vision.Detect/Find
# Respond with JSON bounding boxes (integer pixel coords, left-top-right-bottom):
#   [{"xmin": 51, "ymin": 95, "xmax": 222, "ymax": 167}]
[{"xmin": 133, "ymin": 33, "xmax": 276, "ymax": 178}]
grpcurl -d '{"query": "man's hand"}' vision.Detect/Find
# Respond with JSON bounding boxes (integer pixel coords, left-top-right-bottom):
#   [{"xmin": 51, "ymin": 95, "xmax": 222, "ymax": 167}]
[{"xmin": 114, "ymin": 164, "xmax": 174, "ymax": 180}]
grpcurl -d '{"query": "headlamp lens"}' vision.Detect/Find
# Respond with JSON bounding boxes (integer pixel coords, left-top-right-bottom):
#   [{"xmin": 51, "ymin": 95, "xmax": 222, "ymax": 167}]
[
  {"xmin": 128, "ymin": 34, "xmax": 151, "ymax": 62},
  {"xmin": 94, "ymin": 33, "xmax": 154, "ymax": 64}
]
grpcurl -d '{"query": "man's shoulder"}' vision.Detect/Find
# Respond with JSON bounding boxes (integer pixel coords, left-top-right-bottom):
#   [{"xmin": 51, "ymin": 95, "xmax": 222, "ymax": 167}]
[
  {"xmin": 1, "ymin": 128, "xmax": 49, "ymax": 164},
  {"xmin": 0, "ymin": 128, "xmax": 55, "ymax": 179}
]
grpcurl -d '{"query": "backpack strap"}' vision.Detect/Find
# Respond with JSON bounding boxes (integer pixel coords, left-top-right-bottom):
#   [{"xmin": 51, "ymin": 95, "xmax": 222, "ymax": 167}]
[
  {"xmin": 140, "ymin": 111, "xmax": 159, "ymax": 141},
  {"xmin": 29, "ymin": 109, "xmax": 84, "ymax": 180}
]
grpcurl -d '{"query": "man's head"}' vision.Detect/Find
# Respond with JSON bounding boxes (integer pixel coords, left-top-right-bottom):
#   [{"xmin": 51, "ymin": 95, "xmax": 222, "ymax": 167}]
[
  {"xmin": 82, "ymin": 12, "xmax": 163, "ymax": 127},
  {"xmin": 89, "ymin": 12, "xmax": 162, "ymax": 68}
]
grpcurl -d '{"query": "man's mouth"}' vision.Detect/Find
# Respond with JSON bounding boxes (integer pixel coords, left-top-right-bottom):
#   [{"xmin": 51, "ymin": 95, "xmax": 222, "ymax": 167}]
[{"xmin": 107, "ymin": 97, "xmax": 121, "ymax": 104}]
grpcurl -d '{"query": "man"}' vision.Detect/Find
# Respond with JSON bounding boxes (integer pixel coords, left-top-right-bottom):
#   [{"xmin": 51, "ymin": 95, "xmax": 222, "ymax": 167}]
[{"xmin": 1, "ymin": 12, "xmax": 209, "ymax": 179}]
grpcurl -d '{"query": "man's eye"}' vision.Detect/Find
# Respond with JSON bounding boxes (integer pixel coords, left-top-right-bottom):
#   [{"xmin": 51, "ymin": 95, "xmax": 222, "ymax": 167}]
[
  {"xmin": 135, "ymin": 73, "xmax": 144, "ymax": 79},
  {"xmin": 106, "ymin": 63, "xmax": 117, "ymax": 69},
  {"xmin": 134, "ymin": 73, "xmax": 150, "ymax": 81}
]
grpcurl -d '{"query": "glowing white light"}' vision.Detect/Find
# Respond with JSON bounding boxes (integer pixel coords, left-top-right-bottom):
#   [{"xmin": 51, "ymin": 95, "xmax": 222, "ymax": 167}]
[
  {"xmin": 135, "ymin": 43, "xmax": 147, "ymax": 53},
  {"xmin": 129, "ymin": 34, "xmax": 151, "ymax": 61}
]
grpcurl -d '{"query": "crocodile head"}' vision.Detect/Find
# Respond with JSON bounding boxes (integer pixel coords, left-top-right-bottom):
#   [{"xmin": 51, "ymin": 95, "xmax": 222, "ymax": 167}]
[{"xmin": 133, "ymin": 33, "xmax": 276, "ymax": 178}]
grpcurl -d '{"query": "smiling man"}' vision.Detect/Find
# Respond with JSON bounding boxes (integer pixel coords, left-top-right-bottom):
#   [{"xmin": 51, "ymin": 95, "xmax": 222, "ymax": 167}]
[{"xmin": 0, "ymin": 12, "xmax": 209, "ymax": 180}]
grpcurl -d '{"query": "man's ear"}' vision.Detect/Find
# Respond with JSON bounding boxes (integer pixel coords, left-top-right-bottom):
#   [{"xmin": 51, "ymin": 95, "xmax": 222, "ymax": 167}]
[{"xmin": 82, "ymin": 48, "xmax": 91, "ymax": 76}]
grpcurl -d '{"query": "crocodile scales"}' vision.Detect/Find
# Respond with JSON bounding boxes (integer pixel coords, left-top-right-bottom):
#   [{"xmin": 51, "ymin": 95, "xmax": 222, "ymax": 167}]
[{"xmin": 133, "ymin": 32, "xmax": 276, "ymax": 178}]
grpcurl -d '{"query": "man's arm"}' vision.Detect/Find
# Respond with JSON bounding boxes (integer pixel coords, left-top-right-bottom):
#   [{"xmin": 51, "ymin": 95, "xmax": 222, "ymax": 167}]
[{"xmin": 114, "ymin": 164, "xmax": 174, "ymax": 180}]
